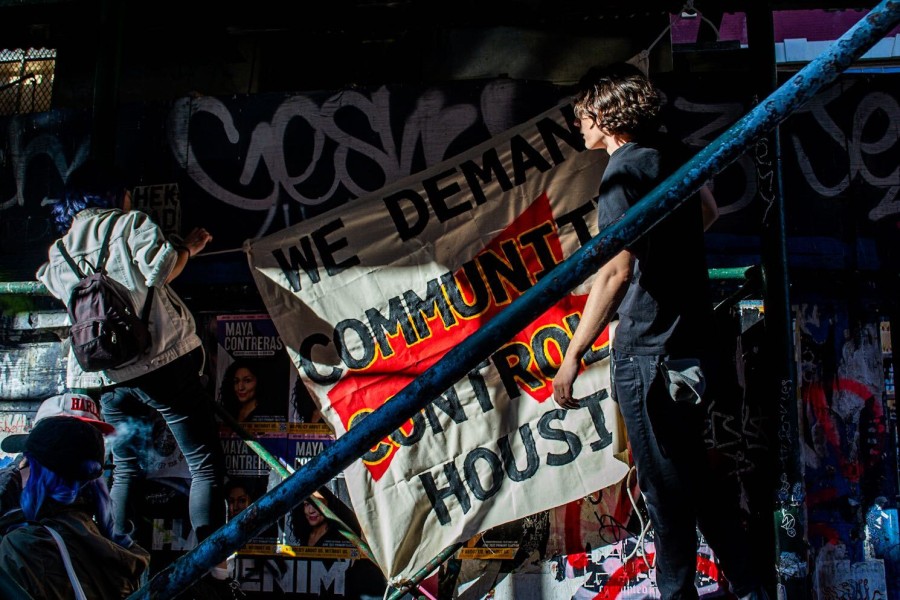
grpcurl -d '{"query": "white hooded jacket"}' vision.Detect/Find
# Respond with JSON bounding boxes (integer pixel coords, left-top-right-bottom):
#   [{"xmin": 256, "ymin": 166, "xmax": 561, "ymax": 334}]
[{"xmin": 36, "ymin": 208, "xmax": 202, "ymax": 389}]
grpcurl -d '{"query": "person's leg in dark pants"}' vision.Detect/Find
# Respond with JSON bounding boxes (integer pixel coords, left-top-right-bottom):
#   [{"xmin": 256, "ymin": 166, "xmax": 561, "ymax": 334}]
[
  {"xmin": 102, "ymin": 350, "xmax": 226, "ymax": 542},
  {"xmin": 612, "ymin": 349, "xmax": 705, "ymax": 599},
  {"xmin": 100, "ymin": 385, "xmax": 154, "ymax": 538}
]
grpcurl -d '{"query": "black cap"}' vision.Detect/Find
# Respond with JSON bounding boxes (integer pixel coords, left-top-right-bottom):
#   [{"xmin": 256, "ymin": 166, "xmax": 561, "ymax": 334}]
[{"xmin": 24, "ymin": 416, "xmax": 105, "ymax": 481}]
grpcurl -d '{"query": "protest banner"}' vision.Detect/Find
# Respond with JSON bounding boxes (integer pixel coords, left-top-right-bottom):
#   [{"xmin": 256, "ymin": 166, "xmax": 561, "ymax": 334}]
[{"xmin": 245, "ymin": 99, "xmax": 629, "ymax": 581}]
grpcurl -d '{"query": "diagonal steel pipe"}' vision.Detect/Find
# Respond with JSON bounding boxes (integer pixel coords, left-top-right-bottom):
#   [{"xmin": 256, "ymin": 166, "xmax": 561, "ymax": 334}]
[{"xmin": 129, "ymin": 2, "xmax": 900, "ymax": 597}]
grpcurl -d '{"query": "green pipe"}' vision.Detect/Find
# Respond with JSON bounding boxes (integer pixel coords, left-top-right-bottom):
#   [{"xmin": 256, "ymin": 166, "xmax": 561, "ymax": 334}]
[
  {"xmin": 0, "ymin": 265, "xmax": 753, "ymax": 297},
  {"xmin": 211, "ymin": 401, "xmax": 376, "ymax": 562},
  {"xmin": 0, "ymin": 281, "xmax": 48, "ymax": 295},
  {"xmin": 387, "ymin": 541, "xmax": 465, "ymax": 600},
  {"xmin": 708, "ymin": 266, "xmax": 755, "ymax": 281}
]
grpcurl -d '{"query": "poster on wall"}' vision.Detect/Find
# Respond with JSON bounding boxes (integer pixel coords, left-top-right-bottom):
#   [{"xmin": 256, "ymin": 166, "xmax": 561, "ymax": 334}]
[
  {"xmin": 216, "ymin": 314, "xmax": 291, "ymax": 556},
  {"xmin": 246, "ymin": 98, "xmax": 630, "ymax": 581},
  {"xmin": 216, "ymin": 313, "xmax": 291, "ymax": 426}
]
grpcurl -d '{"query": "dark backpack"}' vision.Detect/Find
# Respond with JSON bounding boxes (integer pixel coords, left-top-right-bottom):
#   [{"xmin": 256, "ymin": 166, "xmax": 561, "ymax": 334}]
[{"xmin": 56, "ymin": 213, "xmax": 154, "ymax": 372}]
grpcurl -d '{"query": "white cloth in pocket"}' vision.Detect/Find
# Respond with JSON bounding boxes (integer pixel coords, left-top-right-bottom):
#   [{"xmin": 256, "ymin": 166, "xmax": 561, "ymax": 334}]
[{"xmin": 659, "ymin": 358, "xmax": 706, "ymax": 404}]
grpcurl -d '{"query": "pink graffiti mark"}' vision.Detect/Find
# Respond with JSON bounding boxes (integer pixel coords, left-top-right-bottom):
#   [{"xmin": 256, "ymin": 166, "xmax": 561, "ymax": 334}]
[
  {"xmin": 803, "ymin": 377, "xmax": 880, "ymax": 483},
  {"xmin": 809, "ymin": 522, "xmax": 842, "ymax": 546},
  {"xmin": 587, "ymin": 554, "xmax": 721, "ymax": 599},
  {"xmin": 592, "ymin": 551, "xmax": 655, "ymax": 600}
]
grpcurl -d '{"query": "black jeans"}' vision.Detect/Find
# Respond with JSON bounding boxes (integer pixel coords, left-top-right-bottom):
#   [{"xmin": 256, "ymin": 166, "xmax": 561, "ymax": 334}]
[
  {"xmin": 101, "ymin": 349, "xmax": 226, "ymax": 542},
  {"xmin": 611, "ymin": 348, "xmax": 760, "ymax": 598}
]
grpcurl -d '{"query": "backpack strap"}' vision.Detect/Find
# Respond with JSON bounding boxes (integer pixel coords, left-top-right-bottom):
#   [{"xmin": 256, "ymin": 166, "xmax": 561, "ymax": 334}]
[
  {"xmin": 55, "ymin": 241, "xmax": 86, "ymax": 279},
  {"xmin": 55, "ymin": 212, "xmax": 123, "ymax": 277},
  {"xmin": 56, "ymin": 211, "xmax": 155, "ymax": 328},
  {"xmin": 94, "ymin": 212, "xmax": 122, "ymax": 272},
  {"xmin": 94, "ymin": 212, "xmax": 155, "ymax": 327},
  {"xmin": 142, "ymin": 286, "xmax": 155, "ymax": 325},
  {"xmin": 43, "ymin": 525, "xmax": 88, "ymax": 600}
]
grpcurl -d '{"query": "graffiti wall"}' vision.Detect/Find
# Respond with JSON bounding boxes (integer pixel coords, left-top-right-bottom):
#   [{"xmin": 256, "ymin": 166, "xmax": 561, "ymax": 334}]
[
  {"xmin": 798, "ymin": 306, "xmax": 898, "ymax": 598},
  {"xmin": 1, "ymin": 70, "xmax": 898, "ymax": 598},
  {"xmin": 3, "ymin": 73, "xmax": 896, "ymax": 279}
]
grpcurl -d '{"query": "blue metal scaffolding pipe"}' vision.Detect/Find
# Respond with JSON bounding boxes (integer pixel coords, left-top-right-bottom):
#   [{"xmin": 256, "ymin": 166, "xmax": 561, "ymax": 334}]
[{"xmin": 130, "ymin": 3, "xmax": 900, "ymax": 597}]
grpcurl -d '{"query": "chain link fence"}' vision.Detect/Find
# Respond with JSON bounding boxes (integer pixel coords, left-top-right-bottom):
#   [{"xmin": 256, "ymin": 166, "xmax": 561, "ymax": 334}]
[{"xmin": 0, "ymin": 48, "xmax": 56, "ymax": 115}]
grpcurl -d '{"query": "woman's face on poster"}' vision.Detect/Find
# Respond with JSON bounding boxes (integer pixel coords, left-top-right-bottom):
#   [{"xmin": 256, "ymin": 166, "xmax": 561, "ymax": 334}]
[
  {"xmin": 303, "ymin": 500, "xmax": 325, "ymax": 526},
  {"xmin": 233, "ymin": 367, "xmax": 258, "ymax": 404},
  {"xmin": 227, "ymin": 486, "xmax": 251, "ymax": 519}
]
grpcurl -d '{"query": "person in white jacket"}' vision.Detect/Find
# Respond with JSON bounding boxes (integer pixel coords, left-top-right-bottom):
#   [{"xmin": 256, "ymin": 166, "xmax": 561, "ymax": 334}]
[{"xmin": 36, "ymin": 160, "xmax": 227, "ymax": 559}]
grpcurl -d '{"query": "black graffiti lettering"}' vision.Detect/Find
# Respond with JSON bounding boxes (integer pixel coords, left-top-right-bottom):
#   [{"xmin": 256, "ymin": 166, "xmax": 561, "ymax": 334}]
[
  {"xmin": 459, "ymin": 148, "xmax": 513, "ymax": 206},
  {"xmin": 579, "ymin": 389, "xmax": 613, "ymax": 451},
  {"xmin": 315, "ymin": 219, "xmax": 360, "ymax": 275},
  {"xmin": 333, "ymin": 319, "xmax": 375, "ymax": 370},
  {"xmin": 403, "ymin": 278, "xmax": 458, "ymax": 339},
  {"xmin": 424, "ymin": 386, "xmax": 467, "ymax": 432},
  {"xmin": 366, "ymin": 297, "xmax": 418, "ymax": 359},
  {"xmin": 272, "ymin": 237, "xmax": 317, "ymax": 293},
  {"xmin": 531, "ymin": 325, "xmax": 570, "ymax": 378},
  {"xmin": 423, "ymin": 168, "xmax": 468, "ymax": 222},
  {"xmin": 518, "ymin": 222, "xmax": 558, "ymax": 281},
  {"xmin": 385, "ymin": 370, "xmax": 495, "ymax": 450},
  {"xmin": 563, "ymin": 313, "xmax": 609, "ymax": 366},
  {"xmin": 538, "ymin": 409, "xmax": 582, "ymax": 466},
  {"xmin": 298, "ymin": 332, "xmax": 342, "ymax": 384},
  {"xmin": 555, "ymin": 200, "xmax": 596, "ymax": 246},
  {"xmin": 390, "ymin": 411, "xmax": 427, "ymax": 447},
  {"xmin": 584, "ymin": 343, "xmax": 609, "ymax": 366},
  {"xmin": 509, "ymin": 134, "xmax": 553, "ymax": 185},
  {"xmin": 318, "ymin": 238, "xmax": 594, "ymax": 374},
  {"xmin": 464, "ymin": 448, "xmax": 504, "ymax": 501},
  {"xmin": 422, "ymin": 412, "xmax": 596, "ymax": 524},
  {"xmin": 498, "ymin": 424, "xmax": 540, "ymax": 482},
  {"xmin": 272, "ymin": 219, "xmax": 358, "ymax": 292},
  {"xmin": 383, "ymin": 124, "xmax": 576, "ymax": 242},
  {"xmin": 478, "ymin": 239, "xmax": 533, "ymax": 304},
  {"xmin": 536, "ymin": 110, "xmax": 585, "ymax": 164},
  {"xmin": 384, "ymin": 189, "xmax": 429, "ymax": 241},
  {"xmin": 492, "ymin": 342, "xmax": 541, "ymax": 399},
  {"xmin": 350, "ymin": 411, "xmax": 392, "ymax": 463},
  {"xmin": 466, "ymin": 360, "xmax": 494, "ymax": 413},
  {"xmin": 442, "ymin": 263, "xmax": 490, "ymax": 318},
  {"xmin": 419, "ymin": 463, "xmax": 472, "ymax": 526}
]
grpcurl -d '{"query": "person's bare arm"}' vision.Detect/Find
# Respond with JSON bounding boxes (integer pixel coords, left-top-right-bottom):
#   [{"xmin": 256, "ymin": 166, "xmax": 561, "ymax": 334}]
[
  {"xmin": 552, "ymin": 249, "xmax": 633, "ymax": 409},
  {"xmin": 700, "ymin": 184, "xmax": 718, "ymax": 231},
  {"xmin": 166, "ymin": 227, "xmax": 212, "ymax": 283}
]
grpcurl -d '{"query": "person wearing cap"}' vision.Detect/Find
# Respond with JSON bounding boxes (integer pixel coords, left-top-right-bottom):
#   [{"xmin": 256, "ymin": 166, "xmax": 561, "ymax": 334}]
[
  {"xmin": 36, "ymin": 160, "xmax": 227, "ymax": 558},
  {"xmin": 0, "ymin": 416, "xmax": 149, "ymax": 598},
  {"xmin": 0, "ymin": 392, "xmax": 114, "ymax": 517}
]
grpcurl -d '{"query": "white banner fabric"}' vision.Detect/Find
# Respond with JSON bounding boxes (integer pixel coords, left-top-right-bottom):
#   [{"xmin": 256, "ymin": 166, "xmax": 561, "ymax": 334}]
[{"xmin": 245, "ymin": 99, "xmax": 629, "ymax": 582}]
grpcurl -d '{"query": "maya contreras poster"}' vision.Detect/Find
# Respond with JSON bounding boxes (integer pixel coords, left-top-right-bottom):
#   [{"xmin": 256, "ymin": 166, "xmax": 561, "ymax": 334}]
[{"xmin": 245, "ymin": 99, "xmax": 629, "ymax": 582}]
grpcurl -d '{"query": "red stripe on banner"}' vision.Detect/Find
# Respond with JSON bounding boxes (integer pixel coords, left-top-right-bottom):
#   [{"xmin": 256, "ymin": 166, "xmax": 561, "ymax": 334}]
[{"xmin": 326, "ymin": 191, "xmax": 607, "ymax": 481}]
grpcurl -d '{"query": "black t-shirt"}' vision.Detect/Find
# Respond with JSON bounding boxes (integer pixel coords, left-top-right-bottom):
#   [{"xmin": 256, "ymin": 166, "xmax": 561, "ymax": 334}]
[{"xmin": 595, "ymin": 135, "xmax": 713, "ymax": 356}]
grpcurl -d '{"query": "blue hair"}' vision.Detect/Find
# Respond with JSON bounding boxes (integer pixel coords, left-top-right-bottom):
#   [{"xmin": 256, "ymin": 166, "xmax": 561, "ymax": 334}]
[
  {"xmin": 22, "ymin": 453, "xmax": 134, "ymax": 548},
  {"xmin": 51, "ymin": 160, "xmax": 128, "ymax": 234}
]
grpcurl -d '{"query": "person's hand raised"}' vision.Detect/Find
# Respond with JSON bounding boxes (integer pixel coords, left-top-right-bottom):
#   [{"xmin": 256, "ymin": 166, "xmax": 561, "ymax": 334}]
[{"xmin": 183, "ymin": 227, "xmax": 212, "ymax": 257}]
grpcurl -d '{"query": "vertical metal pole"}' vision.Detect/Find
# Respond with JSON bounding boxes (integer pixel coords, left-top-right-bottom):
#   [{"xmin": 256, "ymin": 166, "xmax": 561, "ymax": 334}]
[
  {"xmin": 128, "ymin": 4, "xmax": 900, "ymax": 598},
  {"xmin": 746, "ymin": 4, "xmax": 808, "ymax": 598}
]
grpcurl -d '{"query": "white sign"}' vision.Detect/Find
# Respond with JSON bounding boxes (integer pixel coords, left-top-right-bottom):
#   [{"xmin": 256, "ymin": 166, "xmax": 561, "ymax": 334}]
[{"xmin": 246, "ymin": 99, "xmax": 628, "ymax": 582}]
